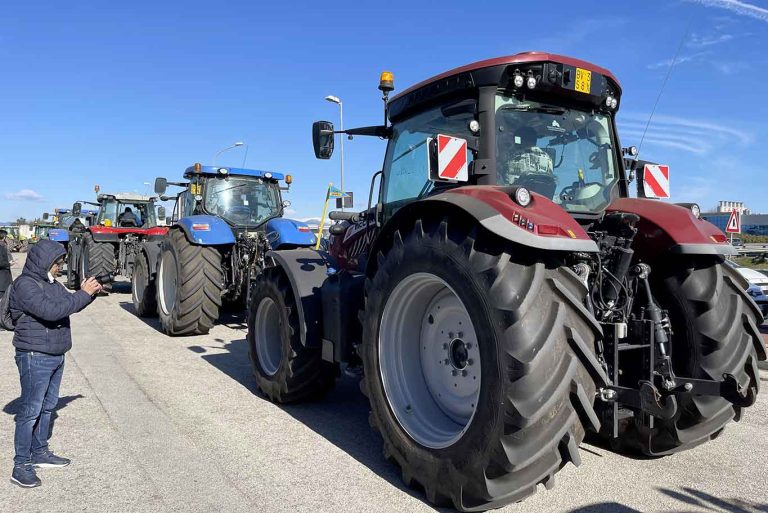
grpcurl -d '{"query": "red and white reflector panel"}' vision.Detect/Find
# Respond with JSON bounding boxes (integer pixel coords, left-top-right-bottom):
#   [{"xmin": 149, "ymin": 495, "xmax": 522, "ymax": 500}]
[
  {"xmin": 726, "ymin": 209, "xmax": 741, "ymax": 233},
  {"xmin": 435, "ymin": 134, "xmax": 468, "ymax": 182},
  {"xmin": 643, "ymin": 164, "xmax": 670, "ymax": 199}
]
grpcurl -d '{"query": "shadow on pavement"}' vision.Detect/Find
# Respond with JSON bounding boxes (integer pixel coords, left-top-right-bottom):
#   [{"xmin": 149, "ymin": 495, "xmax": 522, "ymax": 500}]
[
  {"xmin": 3, "ymin": 394, "xmax": 84, "ymax": 438},
  {"xmin": 193, "ymin": 337, "xmax": 446, "ymax": 511},
  {"xmin": 569, "ymin": 504, "xmax": 641, "ymax": 513},
  {"xmin": 657, "ymin": 486, "xmax": 768, "ymax": 513},
  {"xmin": 117, "ymin": 302, "xmax": 246, "ymax": 333}
]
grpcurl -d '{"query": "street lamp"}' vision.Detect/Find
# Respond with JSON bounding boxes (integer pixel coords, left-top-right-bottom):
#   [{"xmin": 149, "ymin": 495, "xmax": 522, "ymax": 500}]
[
  {"xmin": 325, "ymin": 95, "xmax": 345, "ymax": 211},
  {"xmin": 212, "ymin": 141, "xmax": 245, "ymax": 165}
]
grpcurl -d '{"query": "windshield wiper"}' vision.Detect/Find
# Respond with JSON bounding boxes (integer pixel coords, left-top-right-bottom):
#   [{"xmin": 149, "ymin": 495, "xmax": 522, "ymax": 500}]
[
  {"xmin": 212, "ymin": 183, "xmax": 249, "ymax": 195},
  {"xmin": 502, "ymin": 104, "xmax": 567, "ymax": 115}
]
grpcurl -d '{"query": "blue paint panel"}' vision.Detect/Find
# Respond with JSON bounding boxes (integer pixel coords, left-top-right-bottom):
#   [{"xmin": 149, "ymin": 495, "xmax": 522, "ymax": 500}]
[
  {"xmin": 265, "ymin": 218, "xmax": 317, "ymax": 249},
  {"xmin": 48, "ymin": 229, "xmax": 69, "ymax": 242},
  {"xmin": 183, "ymin": 165, "xmax": 285, "ymax": 181},
  {"xmin": 176, "ymin": 215, "xmax": 235, "ymax": 245}
]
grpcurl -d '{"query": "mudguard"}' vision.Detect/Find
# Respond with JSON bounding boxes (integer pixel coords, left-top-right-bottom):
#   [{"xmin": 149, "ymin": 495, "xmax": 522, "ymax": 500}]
[
  {"xmin": 140, "ymin": 240, "xmax": 163, "ymax": 277},
  {"xmin": 48, "ymin": 228, "xmax": 69, "ymax": 242},
  {"xmin": 606, "ymin": 198, "xmax": 735, "ymax": 260},
  {"xmin": 265, "ymin": 218, "xmax": 317, "ymax": 249},
  {"xmin": 408, "ymin": 186, "xmax": 598, "ymax": 252},
  {"xmin": 176, "ymin": 215, "xmax": 235, "ymax": 245},
  {"xmin": 265, "ymin": 249, "xmax": 335, "ymax": 348},
  {"xmin": 89, "ymin": 226, "xmax": 168, "ymax": 243}
]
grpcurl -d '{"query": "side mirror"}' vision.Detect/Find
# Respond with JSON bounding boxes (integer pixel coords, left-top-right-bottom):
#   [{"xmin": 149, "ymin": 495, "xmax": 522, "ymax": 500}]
[
  {"xmin": 157, "ymin": 206, "xmax": 166, "ymax": 220},
  {"xmin": 312, "ymin": 121, "xmax": 335, "ymax": 159},
  {"xmin": 72, "ymin": 202, "xmax": 82, "ymax": 216},
  {"xmin": 282, "ymin": 200, "xmax": 291, "ymax": 209},
  {"xmin": 154, "ymin": 177, "xmax": 168, "ymax": 195},
  {"xmin": 42, "ymin": 213, "xmax": 49, "ymax": 221}
]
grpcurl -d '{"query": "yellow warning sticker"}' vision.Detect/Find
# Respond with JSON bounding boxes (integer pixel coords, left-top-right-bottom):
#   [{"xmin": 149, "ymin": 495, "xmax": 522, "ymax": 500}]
[{"xmin": 575, "ymin": 68, "xmax": 592, "ymax": 94}]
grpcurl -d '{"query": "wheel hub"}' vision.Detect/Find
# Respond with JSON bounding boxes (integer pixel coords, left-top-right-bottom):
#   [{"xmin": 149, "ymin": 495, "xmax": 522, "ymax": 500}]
[{"xmin": 378, "ymin": 272, "xmax": 481, "ymax": 449}]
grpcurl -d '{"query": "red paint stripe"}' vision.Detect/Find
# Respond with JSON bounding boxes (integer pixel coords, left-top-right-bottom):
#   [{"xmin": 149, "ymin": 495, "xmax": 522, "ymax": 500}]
[
  {"xmin": 441, "ymin": 146, "xmax": 466, "ymax": 179},
  {"xmin": 438, "ymin": 135, "xmax": 450, "ymax": 152},
  {"xmin": 644, "ymin": 166, "xmax": 664, "ymax": 197}
]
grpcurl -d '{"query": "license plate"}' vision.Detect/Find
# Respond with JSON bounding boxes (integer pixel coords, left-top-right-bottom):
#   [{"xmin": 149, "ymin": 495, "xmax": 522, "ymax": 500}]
[{"xmin": 575, "ymin": 67, "xmax": 592, "ymax": 94}]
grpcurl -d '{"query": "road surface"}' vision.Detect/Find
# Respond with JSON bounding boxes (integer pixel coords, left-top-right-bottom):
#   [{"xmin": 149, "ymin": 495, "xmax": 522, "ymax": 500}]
[{"xmin": 1, "ymin": 254, "xmax": 766, "ymax": 513}]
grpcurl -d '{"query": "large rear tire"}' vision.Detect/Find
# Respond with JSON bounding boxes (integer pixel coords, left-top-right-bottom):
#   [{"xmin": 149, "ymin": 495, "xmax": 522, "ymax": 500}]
[
  {"xmin": 80, "ymin": 233, "xmax": 116, "ymax": 293},
  {"xmin": 361, "ymin": 217, "xmax": 602, "ymax": 511},
  {"xmin": 132, "ymin": 253, "xmax": 158, "ymax": 317},
  {"xmin": 156, "ymin": 228, "xmax": 223, "ymax": 335},
  {"xmin": 247, "ymin": 269, "xmax": 337, "ymax": 402},
  {"xmin": 613, "ymin": 256, "xmax": 765, "ymax": 456}
]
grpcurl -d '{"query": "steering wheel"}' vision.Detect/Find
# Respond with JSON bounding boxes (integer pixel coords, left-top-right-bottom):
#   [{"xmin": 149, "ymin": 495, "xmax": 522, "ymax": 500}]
[
  {"xmin": 224, "ymin": 205, "xmax": 252, "ymax": 217},
  {"xmin": 559, "ymin": 182, "xmax": 603, "ymax": 203},
  {"xmin": 516, "ymin": 173, "xmax": 557, "ymax": 200}
]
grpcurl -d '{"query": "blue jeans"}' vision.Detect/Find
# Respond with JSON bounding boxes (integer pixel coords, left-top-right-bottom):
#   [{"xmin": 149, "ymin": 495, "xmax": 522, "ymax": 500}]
[{"xmin": 13, "ymin": 350, "xmax": 65, "ymax": 466}]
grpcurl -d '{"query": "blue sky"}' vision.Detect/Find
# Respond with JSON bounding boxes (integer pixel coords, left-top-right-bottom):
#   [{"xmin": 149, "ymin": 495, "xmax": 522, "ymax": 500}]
[{"xmin": 1, "ymin": 0, "xmax": 767, "ymax": 222}]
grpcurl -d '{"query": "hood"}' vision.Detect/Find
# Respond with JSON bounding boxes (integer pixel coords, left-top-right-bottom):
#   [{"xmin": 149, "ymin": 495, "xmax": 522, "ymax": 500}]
[{"xmin": 22, "ymin": 239, "xmax": 66, "ymax": 281}]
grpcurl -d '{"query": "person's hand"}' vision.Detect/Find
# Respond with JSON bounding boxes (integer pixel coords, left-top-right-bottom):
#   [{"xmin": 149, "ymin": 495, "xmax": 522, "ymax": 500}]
[{"xmin": 81, "ymin": 277, "xmax": 103, "ymax": 296}]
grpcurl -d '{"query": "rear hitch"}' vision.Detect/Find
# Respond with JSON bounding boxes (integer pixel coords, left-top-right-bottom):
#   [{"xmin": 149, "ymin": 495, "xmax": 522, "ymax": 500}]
[
  {"xmin": 607, "ymin": 381, "xmax": 678, "ymax": 420},
  {"xmin": 672, "ymin": 373, "xmax": 757, "ymax": 408}
]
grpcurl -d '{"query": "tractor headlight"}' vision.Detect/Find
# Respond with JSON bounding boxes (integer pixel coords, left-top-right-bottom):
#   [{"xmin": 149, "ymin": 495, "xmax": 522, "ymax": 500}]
[
  {"xmin": 218, "ymin": 167, "xmax": 229, "ymax": 175},
  {"xmin": 513, "ymin": 187, "xmax": 531, "ymax": 207},
  {"xmin": 526, "ymin": 76, "xmax": 537, "ymax": 89},
  {"xmin": 513, "ymin": 74, "xmax": 524, "ymax": 88},
  {"xmin": 264, "ymin": 172, "xmax": 273, "ymax": 179},
  {"xmin": 610, "ymin": 98, "xmax": 618, "ymax": 109},
  {"xmin": 606, "ymin": 95, "xmax": 614, "ymax": 107}
]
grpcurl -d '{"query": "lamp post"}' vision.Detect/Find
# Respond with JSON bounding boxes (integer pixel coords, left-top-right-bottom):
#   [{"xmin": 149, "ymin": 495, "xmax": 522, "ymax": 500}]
[
  {"xmin": 325, "ymin": 95, "xmax": 344, "ymax": 211},
  {"xmin": 212, "ymin": 141, "xmax": 244, "ymax": 165}
]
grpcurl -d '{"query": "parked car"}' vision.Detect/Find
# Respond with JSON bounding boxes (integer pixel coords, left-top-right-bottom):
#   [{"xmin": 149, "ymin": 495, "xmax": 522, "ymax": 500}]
[
  {"xmin": 725, "ymin": 260, "xmax": 768, "ymax": 295},
  {"xmin": 747, "ymin": 284, "xmax": 768, "ymax": 320}
]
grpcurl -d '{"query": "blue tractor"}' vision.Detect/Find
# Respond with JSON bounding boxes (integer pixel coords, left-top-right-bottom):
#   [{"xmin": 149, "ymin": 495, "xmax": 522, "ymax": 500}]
[{"xmin": 139, "ymin": 163, "xmax": 316, "ymax": 335}]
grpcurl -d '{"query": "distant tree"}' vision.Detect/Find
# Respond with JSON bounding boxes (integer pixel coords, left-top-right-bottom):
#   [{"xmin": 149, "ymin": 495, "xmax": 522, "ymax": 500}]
[{"xmin": 15, "ymin": 217, "xmax": 27, "ymax": 225}]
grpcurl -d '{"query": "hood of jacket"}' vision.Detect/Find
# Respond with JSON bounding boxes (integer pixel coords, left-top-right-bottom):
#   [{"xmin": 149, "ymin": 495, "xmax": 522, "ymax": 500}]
[{"xmin": 22, "ymin": 239, "xmax": 66, "ymax": 281}]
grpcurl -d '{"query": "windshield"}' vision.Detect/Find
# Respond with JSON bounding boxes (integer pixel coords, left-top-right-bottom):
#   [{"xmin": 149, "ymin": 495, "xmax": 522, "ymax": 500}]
[
  {"xmin": 496, "ymin": 94, "xmax": 619, "ymax": 213},
  {"xmin": 203, "ymin": 176, "xmax": 281, "ymax": 226},
  {"xmin": 59, "ymin": 215, "xmax": 89, "ymax": 228},
  {"xmin": 98, "ymin": 200, "xmax": 157, "ymax": 227}
]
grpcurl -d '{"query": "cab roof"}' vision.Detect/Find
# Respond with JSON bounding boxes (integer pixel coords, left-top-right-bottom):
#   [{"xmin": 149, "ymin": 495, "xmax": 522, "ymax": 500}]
[
  {"xmin": 388, "ymin": 51, "xmax": 621, "ymax": 121},
  {"xmin": 393, "ymin": 52, "xmax": 620, "ymax": 100},
  {"xmin": 183, "ymin": 165, "xmax": 285, "ymax": 181},
  {"xmin": 97, "ymin": 193, "xmax": 157, "ymax": 203}
]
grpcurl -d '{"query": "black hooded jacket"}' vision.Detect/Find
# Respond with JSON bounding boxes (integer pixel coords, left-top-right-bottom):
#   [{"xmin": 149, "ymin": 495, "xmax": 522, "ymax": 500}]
[{"xmin": 10, "ymin": 239, "xmax": 93, "ymax": 355}]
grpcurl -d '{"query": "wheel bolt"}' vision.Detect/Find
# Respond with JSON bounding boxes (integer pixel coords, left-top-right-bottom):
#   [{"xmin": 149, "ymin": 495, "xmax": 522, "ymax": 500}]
[
  {"xmin": 458, "ymin": 331, "xmax": 464, "ymax": 338},
  {"xmin": 451, "ymin": 370, "xmax": 458, "ymax": 376},
  {"xmin": 442, "ymin": 343, "xmax": 448, "ymax": 350},
  {"xmin": 461, "ymin": 370, "xmax": 468, "ymax": 377},
  {"xmin": 448, "ymin": 332, "xmax": 454, "ymax": 339},
  {"xmin": 444, "ymin": 359, "xmax": 450, "ymax": 365},
  {"xmin": 467, "ymin": 359, "xmax": 474, "ymax": 366},
  {"xmin": 465, "ymin": 343, "xmax": 472, "ymax": 349}
]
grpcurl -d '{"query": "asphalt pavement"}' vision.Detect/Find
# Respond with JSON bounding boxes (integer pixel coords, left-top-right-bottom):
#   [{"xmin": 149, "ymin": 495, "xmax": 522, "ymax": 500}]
[{"xmin": 1, "ymin": 253, "xmax": 767, "ymax": 513}]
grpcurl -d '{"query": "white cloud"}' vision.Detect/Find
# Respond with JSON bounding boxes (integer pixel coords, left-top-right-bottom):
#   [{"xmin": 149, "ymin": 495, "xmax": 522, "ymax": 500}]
[
  {"xmin": 647, "ymin": 52, "xmax": 708, "ymax": 70},
  {"xmin": 618, "ymin": 112, "xmax": 753, "ymax": 155},
  {"xmin": 687, "ymin": 32, "xmax": 735, "ymax": 47},
  {"xmin": 684, "ymin": 0, "xmax": 768, "ymax": 23},
  {"xmin": 284, "ymin": 208, "xmax": 297, "ymax": 215},
  {"xmin": 4, "ymin": 189, "xmax": 44, "ymax": 202}
]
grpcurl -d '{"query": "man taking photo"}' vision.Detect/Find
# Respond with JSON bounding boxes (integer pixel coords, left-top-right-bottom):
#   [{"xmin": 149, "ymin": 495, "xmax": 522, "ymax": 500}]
[{"xmin": 8, "ymin": 239, "xmax": 102, "ymax": 488}]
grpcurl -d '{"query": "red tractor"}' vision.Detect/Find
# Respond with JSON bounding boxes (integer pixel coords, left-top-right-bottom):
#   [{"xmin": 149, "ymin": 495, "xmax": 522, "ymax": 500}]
[
  {"xmin": 68, "ymin": 192, "xmax": 169, "ymax": 293},
  {"xmin": 247, "ymin": 53, "xmax": 766, "ymax": 510}
]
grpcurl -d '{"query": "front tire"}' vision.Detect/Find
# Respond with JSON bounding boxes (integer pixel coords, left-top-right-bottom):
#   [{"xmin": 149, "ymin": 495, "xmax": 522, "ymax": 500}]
[
  {"xmin": 361, "ymin": 217, "xmax": 601, "ymax": 511},
  {"xmin": 132, "ymin": 253, "xmax": 158, "ymax": 317},
  {"xmin": 247, "ymin": 269, "xmax": 336, "ymax": 402},
  {"xmin": 613, "ymin": 256, "xmax": 766, "ymax": 456},
  {"xmin": 157, "ymin": 228, "xmax": 223, "ymax": 335}
]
